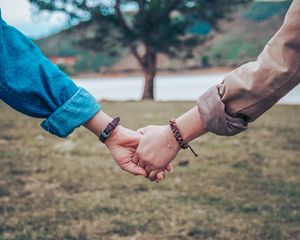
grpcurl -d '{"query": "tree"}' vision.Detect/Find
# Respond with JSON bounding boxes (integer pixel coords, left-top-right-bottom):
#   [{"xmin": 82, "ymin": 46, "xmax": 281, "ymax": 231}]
[{"xmin": 29, "ymin": 0, "xmax": 251, "ymax": 100}]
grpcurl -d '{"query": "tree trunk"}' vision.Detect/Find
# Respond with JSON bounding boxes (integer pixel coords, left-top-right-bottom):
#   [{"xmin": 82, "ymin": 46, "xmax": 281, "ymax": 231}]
[
  {"xmin": 141, "ymin": 46, "xmax": 157, "ymax": 100},
  {"xmin": 142, "ymin": 67, "xmax": 156, "ymax": 99}
]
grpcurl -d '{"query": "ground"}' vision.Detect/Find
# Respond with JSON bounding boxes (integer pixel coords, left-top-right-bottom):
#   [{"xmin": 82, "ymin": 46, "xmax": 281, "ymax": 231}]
[{"xmin": 0, "ymin": 101, "xmax": 299, "ymax": 240}]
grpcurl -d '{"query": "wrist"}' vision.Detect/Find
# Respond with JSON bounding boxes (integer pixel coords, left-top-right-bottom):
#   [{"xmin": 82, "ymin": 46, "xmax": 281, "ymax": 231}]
[
  {"xmin": 104, "ymin": 125, "xmax": 123, "ymax": 148},
  {"xmin": 168, "ymin": 119, "xmax": 199, "ymax": 157},
  {"xmin": 84, "ymin": 111, "xmax": 113, "ymax": 137},
  {"xmin": 175, "ymin": 106, "xmax": 207, "ymax": 142},
  {"xmin": 164, "ymin": 125, "xmax": 181, "ymax": 153}
]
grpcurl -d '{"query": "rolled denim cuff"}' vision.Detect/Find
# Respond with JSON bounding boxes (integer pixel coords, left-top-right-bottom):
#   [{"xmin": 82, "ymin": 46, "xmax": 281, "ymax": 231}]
[
  {"xmin": 197, "ymin": 86, "xmax": 248, "ymax": 136},
  {"xmin": 41, "ymin": 88, "xmax": 101, "ymax": 138}
]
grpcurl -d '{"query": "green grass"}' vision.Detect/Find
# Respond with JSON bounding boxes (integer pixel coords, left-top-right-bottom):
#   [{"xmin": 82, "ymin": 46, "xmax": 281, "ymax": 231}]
[{"xmin": 0, "ymin": 101, "xmax": 299, "ymax": 239}]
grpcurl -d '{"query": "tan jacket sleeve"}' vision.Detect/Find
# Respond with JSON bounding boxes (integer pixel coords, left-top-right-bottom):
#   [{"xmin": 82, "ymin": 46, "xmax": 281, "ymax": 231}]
[{"xmin": 197, "ymin": 0, "xmax": 300, "ymax": 136}]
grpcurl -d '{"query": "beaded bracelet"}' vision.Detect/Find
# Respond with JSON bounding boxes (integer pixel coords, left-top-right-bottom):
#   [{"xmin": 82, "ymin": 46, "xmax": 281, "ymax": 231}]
[{"xmin": 169, "ymin": 119, "xmax": 198, "ymax": 157}]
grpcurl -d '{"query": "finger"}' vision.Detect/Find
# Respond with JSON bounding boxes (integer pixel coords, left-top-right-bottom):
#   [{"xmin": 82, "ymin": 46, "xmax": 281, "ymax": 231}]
[
  {"xmin": 132, "ymin": 130, "xmax": 142, "ymax": 146},
  {"xmin": 156, "ymin": 175, "xmax": 164, "ymax": 183},
  {"xmin": 148, "ymin": 170, "xmax": 160, "ymax": 182},
  {"xmin": 166, "ymin": 163, "xmax": 173, "ymax": 172},
  {"xmin": 133, "ymin": 154, "xmax": 149, "ymax": 177},
  {"xmin": 133, "ymin": 152, "xmax": 139, "ymax": 164},
  {"xmin": 145, "ymin": 164, "xmax": 153, "ymax": 173},
  {"xmin": 121, "ymin": 162, "xmax": 147, "ymax": 177},
  {"xmin": 139, "ymin": 159, "xmax": 147, "ymax": 169},
  {"xmin": 156, "ymin": 171, "xmax": 165, "ymax": 183}
]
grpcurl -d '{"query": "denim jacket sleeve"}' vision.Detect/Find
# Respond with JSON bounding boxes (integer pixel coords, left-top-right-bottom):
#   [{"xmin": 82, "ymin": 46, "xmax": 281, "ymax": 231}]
[{"xmin": 0, "ymin": 15, "xmax": 101, "ymax": 137}]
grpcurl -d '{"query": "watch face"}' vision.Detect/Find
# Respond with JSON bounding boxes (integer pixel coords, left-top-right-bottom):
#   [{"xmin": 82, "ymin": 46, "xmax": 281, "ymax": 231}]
[{"xmin": 102, "ymin": 131, "xmax": 110, "ymax": 138}]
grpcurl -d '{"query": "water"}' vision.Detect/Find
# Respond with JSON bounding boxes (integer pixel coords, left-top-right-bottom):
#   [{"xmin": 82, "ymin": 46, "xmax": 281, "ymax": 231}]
[{"xmin": 74, "ymin": 73, "xmax": 300, "ymax": 104}]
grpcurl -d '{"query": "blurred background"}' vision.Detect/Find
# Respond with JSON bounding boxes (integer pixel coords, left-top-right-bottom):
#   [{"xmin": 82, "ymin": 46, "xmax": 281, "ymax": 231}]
[
  {"xmin": 0, "ymin": 0, "xmax": 299, "ymax": 239},
  {"xmin": 0, "ymin": 0, "xmax": 299, "ymax": 101}
]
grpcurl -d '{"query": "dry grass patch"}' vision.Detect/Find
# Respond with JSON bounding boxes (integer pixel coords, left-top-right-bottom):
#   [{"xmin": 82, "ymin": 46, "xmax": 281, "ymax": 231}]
[{"xmin": 0, "ymin": 101, "xmax": 299, "ymax": 239}]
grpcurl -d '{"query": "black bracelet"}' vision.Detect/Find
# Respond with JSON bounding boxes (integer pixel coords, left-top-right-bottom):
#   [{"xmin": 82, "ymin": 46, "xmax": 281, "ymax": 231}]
[{"xmin": 99, "ymin": 117, "xmax": 120, "ymax": 143}]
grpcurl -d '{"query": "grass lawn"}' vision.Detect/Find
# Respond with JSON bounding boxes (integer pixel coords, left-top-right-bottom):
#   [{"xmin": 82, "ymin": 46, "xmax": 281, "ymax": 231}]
[{"xmin": 0, "ymin": 101, "xmax": 299, "ymax": 240}]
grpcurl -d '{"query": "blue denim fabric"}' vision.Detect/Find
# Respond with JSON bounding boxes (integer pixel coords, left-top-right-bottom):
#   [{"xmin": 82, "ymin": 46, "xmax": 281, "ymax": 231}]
[{"xmin": 0, "ymin": 11, "xmax": 101, "ymax": 137}]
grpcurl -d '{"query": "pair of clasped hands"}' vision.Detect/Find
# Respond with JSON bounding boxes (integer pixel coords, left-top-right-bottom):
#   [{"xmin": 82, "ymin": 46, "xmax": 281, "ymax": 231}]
[
  {"xmin": 84, "ymin": 106, "xmax": 203, "ymax": 182},
  {"xmin": 105, "ymin": 124, "xmax": 179, "ymax": 183}
]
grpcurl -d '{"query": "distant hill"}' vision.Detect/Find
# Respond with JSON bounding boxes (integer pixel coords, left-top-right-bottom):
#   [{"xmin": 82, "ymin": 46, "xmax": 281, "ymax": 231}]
[
  {"xmin": 203, "ymin": 0, "xmax": 292, "ymax": 68},
  {"xmin": 36, "ymin": 0, "xmax": 292, "ymax": 74},
  {"xmin": 35, "ymin": 20, "xmax": 121, "ymax": 75}
]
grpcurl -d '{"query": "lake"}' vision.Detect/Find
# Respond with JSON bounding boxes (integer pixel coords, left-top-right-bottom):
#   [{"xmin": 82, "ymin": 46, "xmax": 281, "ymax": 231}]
[{"xmin": 74, "ymin": 73, "xmax": 300, "ymax": 104}]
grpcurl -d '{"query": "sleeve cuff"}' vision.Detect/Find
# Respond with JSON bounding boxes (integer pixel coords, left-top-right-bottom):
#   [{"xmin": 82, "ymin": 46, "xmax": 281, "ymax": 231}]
[
  {"xmin": 41, "ymin": 87, "xmax": 101, "ymax": 138},
  {"xmin": 197, "ymin": 86, "xmax": 248, "ymax": 136}
]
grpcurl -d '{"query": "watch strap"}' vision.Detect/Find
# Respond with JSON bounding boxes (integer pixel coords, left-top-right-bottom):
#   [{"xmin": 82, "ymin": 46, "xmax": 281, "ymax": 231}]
[{"xmin": 99, "ymin": 117, "xmax": 120, "ymax": 143}]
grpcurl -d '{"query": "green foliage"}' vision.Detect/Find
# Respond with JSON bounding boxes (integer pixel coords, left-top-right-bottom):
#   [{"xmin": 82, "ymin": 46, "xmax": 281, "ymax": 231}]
[
  {"xmin": 36, "ymin": 38, "xmax": 77, "ymax": 57},
  {"xmin": 200, "ymin": 0, "xmax": 292, "ymax": 67},
  {"xmin": 74, "ymin": 52, "xmax": 118, "ymax": 73},
  {"xmin": 189, "ymin": 22, "xmax": 211, "ymax": 35},
  {"xmin": 210, "ymin": 35, "xmax": 267, "ymax": 65},
  {"xmin": 30, "ymin": 0, "xmax": 251, "ymax": 60},
  {"xmin": 30, "ymin": 0, "xmax": 252, "ymax": 98},
  {"xmin": 35, "ymin": 0, "xmax": 292, "ymax": 72},
  {"xmin": 57, "ymin": 64, "xmax": 75, "ymax": 76},
  {"xmin": 244, "ymin": 0, "xmax": 292, "ymax": 21},
  {"xmin": 200, "ymin": 55, "xmax": 210, "ymax": 67},
  {"xmin": 37, "ymin": 34, "xmax": 120, "ymax": 73}
]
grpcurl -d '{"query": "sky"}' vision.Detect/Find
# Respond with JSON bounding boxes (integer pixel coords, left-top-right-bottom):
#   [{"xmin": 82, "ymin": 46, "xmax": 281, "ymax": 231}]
[{"xmin": 0, "ymin": 0, "xmax": 67, "ymax": 38}]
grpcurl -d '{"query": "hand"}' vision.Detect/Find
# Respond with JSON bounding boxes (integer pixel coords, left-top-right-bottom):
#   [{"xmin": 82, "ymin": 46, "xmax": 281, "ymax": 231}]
[
  {"xmin": 134, "ymin": 125, "xmax": 181, "ymax": 182},
  {"xmin": 105, "ymin": 125, "xmax": 147, "ymax": 177}
]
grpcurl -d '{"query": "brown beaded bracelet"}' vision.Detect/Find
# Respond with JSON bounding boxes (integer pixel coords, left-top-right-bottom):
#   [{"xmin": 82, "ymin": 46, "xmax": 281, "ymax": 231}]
[{"xmin": 169, "ymin": 119, "xmax": 198, "ymax": 157}]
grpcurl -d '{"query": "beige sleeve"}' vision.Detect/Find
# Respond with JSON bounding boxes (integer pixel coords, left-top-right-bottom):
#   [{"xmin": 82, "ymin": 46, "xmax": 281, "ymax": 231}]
[{"xmin": 197, "ymin": 0, "xmax": 300, "ymax": 136}]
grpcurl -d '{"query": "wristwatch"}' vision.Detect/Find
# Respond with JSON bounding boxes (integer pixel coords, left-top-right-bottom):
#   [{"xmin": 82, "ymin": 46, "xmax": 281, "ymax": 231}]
[{"xmin": 99, "ymin": 117, "xmax": 120, "ymax": 143}]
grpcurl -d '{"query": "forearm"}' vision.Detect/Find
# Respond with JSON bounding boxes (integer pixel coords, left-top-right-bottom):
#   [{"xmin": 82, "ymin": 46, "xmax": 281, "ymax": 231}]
[
  {"xmin": 0, "ymin": 19, "xmax": 76, "ymax": 117},
  {"xmin": 220, "ymin": 0, "xmax": 300, "ymax": 121},
  {"xmin": 196, "ymin": 0, "xmax": 300, "ymax": 137},
  {"xmin": 175, "ymin": 106, "xmax": 207, "ymax": 142},
  {"xmin": 0, "ymin": 18, "xmax": 100, "ymax": 138},
  {"xmin": 135, "ymin": 107, "xmax": 205, "ymax": 181}
]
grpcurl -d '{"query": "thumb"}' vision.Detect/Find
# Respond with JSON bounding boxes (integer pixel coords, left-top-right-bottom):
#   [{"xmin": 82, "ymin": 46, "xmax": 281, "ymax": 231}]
[
  {"xmin": 121, "ymin": 161, "xmax": 147, "ymax": 177},
  {"xmin": 126, "ymin": 129, "xmax": 142, "ymax": 146}
]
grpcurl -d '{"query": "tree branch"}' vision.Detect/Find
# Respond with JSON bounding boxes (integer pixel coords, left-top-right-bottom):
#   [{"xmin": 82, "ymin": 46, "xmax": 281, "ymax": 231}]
[
  {"xmin": 114, "ymin": 0, "xmax": 133, "ymax": 33},
  {"xmin": 137, "ymin": 0, "xmax": 145, "ymax": 12},
  {"xmin": 130, "ymin": 44, "xmax": 145, "ymax": 67},
  {"xmin": 114, "ymin": 0, "xmax": 145, "ymax": 66}
]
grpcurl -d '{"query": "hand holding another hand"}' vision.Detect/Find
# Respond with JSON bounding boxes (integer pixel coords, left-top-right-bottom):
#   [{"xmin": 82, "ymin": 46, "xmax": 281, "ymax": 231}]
[
  {"xmin": 106, "ymin": 125, "xmax": 176, "ymax": 183},
  {"xmin": 134, "ymin": 125, "xmax": 181, "ymax": 182},
  {"xmin": 84, "ymin": 111, "xmax": 182, "ymax": 182},
  {"xmin": 105, "ymin": 125, "xmax": 148, "ymax": 176}
]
